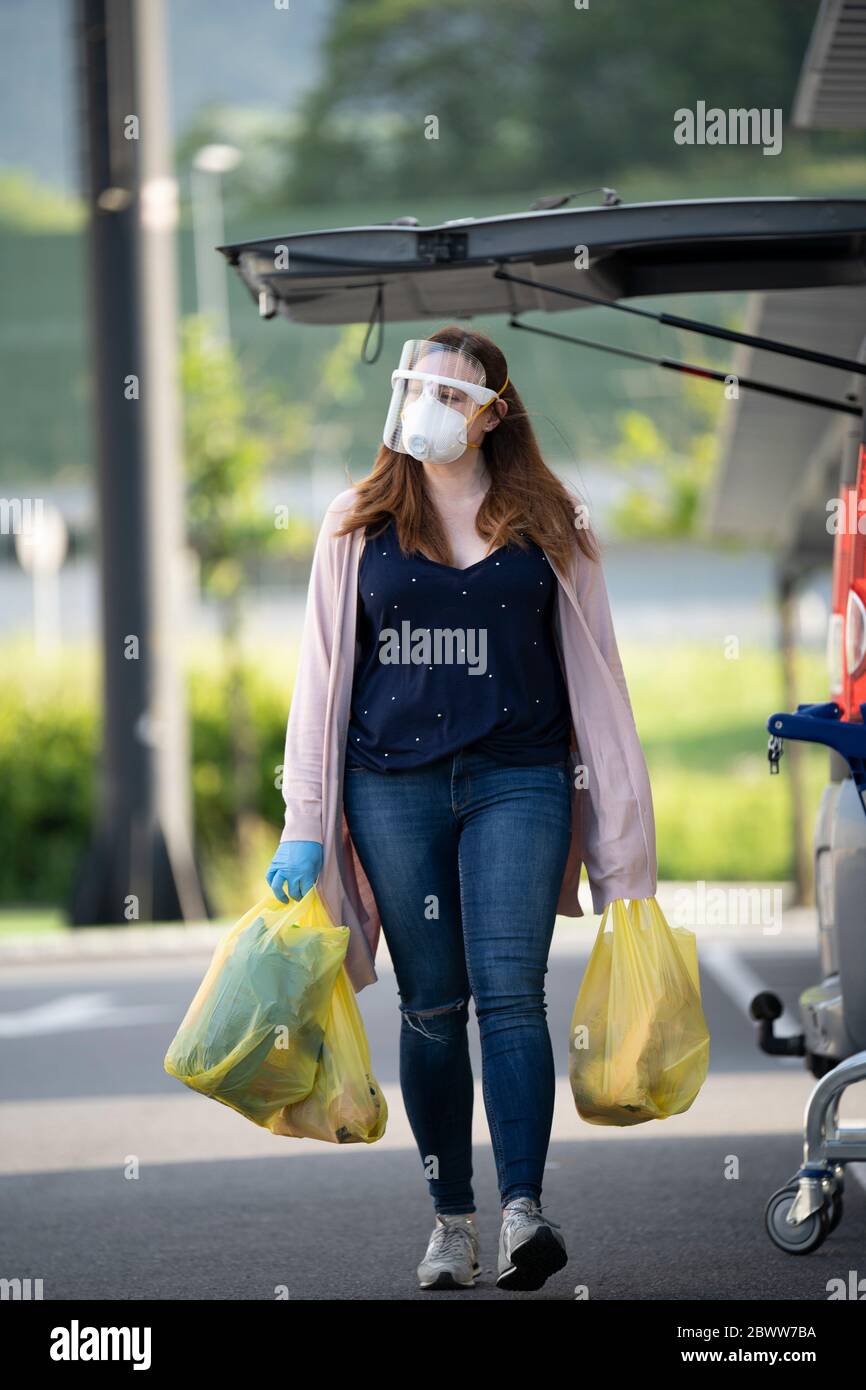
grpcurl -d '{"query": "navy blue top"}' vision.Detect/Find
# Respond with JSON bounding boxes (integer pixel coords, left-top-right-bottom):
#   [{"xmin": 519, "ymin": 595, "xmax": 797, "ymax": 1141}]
[{"xmin": 346, "ymin": 519, "xmax": 572, "ymax": 771}]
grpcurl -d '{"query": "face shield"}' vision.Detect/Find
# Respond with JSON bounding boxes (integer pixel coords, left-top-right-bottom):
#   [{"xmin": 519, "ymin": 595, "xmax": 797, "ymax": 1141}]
[{"xmin": 383, "ymin": 338, "xmax": 505, "ymax": 464}]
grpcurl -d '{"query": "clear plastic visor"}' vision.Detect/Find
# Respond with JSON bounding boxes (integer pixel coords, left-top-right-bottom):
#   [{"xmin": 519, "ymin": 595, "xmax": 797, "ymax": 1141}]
[{"xmin": 383, "ymin": 339, "xmax": 493, "ymax": 454}]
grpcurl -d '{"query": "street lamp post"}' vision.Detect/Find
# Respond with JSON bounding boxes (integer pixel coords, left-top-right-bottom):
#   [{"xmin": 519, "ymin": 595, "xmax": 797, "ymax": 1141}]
[
  {"xmin": 14, "ymin": 501, "xmax": 68, "ymax": 656},
  {"xmin": 191, "ymin": 143, "xmax": 241, "ymax": 345}
]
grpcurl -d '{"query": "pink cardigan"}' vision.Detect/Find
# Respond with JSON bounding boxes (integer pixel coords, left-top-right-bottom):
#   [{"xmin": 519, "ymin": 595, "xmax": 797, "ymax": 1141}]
[{"xmin": 280, "ymin": 485, "xmax": 657, "ymax": 992}]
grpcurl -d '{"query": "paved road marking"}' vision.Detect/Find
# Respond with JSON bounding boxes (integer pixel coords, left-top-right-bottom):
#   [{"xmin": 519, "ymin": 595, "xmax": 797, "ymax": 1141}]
[
  {"xmin": 700, "ymin": 944, "xmax": 802, "ymax": 1036},
  {"xmin": 0, "ymin": 992, "xmax": 172, "ymax": 1037}
]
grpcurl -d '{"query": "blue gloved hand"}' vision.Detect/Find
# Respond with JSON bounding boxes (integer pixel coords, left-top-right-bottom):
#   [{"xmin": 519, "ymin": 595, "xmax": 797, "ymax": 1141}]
[{"xmin": 266, "ymin": 840, "xmax": 323, "ymax": 904}]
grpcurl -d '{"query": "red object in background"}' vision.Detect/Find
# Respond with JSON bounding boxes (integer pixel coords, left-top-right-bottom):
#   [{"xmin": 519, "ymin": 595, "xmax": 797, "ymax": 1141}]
[
  {"xmin": 828, "ymin": 480, "xmax": 854, "ymax": 715},
  {"xmin": 831, "ymin": 446, "xmax": 866, "ymax": 721}
]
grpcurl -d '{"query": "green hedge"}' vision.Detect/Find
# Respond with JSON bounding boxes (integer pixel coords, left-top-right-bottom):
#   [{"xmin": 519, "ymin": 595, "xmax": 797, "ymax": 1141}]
[
  {"xmin": 0, "ymin": 638, "xmax": 829, "ymax": 914},
  {"xmin": 0, "ymin": 641, "xmax": 294, "ymax": 913}
]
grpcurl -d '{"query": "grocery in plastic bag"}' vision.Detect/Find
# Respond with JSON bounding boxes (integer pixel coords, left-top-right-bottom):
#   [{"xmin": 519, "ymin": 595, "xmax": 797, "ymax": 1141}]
[
  {"xmin": 569, "ymin": 896, "xmax": 710, "ymax": 1126},
  {"xmin": 271, "ymin": 967, "xmax": 388, "ymax": 1144},
  {"xmin": 164, "ymin": 886, "xmax": 349, "ymax": 1130}
]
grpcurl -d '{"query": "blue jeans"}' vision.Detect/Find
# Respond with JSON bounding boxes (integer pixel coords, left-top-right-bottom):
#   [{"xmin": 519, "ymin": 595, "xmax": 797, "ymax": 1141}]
[{"xmin": 342, "ymin": 747, "xmax": 573, "ymax": 1215}]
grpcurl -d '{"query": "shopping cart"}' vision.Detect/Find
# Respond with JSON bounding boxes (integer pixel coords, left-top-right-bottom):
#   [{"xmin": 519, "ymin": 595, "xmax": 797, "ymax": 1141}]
[{"xmin": 755, "ymin": 700, "xmax": 866, "ymax": 1253}]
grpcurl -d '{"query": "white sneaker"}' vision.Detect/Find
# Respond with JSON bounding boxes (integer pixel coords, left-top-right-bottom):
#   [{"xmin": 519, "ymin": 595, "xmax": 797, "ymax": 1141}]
[
  {"xmin": 417, "ymin": 1213, "xmax": 481, "ymax": 1290},
  {"xmin": 496, "ymin": 1197, "xmax": 567, "ymax": 1291}
]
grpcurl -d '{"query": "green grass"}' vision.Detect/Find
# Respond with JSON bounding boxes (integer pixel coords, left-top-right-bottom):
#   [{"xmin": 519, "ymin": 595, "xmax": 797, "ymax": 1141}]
[
  {"xmin": 0, "ymin": 636, "xmax": 830, "ymax": 945},
  {"xmin": 0, "ymin": 908, "xmax": 67, "ymax": 937},
  {"xmin": 624, "ymin": 641, "xmax": 828, "ymax": 880}
]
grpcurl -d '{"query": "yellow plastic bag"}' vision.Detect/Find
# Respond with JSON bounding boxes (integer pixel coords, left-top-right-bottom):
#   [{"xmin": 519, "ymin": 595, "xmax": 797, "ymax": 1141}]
[
  {"xmin": 271, "ymin": 968, "xmax": 388, "ymax": 1144},
  {"xmin": 568, "ymin": 896, "xmax": 710, "ymax": 1126},
  {"xmin": 164, "ymin": 885, "xmax": 349, "ymax": 1131}
]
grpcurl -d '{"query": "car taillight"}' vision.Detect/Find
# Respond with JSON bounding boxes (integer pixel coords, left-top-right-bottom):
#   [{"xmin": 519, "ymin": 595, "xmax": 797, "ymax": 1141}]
[
  {"xmin": 827, "ymin": 612, "xmax": 845, "ymax": 695},
  {"xmin": 846, "ymin": 587, "xmax": 866, "ymax": 678},
  {"xmin": 849, "ymin": 445, "xmax": 866, "ymax": 719},
  {"xmin": 829, "ymin": 482, "xmax": 854, "ymax": 709}
]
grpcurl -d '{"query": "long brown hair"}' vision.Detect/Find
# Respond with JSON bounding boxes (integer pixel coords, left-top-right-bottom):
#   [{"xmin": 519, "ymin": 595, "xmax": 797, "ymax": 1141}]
[{"xmin": 333, "ymin": 324, "xmax": 599, "ymax": 575}]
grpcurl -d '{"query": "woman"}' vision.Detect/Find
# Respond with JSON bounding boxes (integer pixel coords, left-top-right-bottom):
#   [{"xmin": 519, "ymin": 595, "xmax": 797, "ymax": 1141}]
[{"xmin": 266, "ymin": 326, "xmax": 657, "ymax": 1292}]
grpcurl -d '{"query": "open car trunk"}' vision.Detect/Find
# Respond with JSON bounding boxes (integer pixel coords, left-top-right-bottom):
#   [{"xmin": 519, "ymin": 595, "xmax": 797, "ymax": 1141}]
[{"xmin": 219, "ymin": 196, "xmax": 866, "ymax": 326}]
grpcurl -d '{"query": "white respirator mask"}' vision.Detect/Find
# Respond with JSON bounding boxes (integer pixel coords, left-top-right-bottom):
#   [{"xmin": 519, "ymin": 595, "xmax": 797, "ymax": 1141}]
[
  {"xmin": 400, "ymin": 384, "xmax": 472, "ymax": 463},
  {"xmin": 382, "ymin": 338, "xmax": 509, "ymax": 464}
]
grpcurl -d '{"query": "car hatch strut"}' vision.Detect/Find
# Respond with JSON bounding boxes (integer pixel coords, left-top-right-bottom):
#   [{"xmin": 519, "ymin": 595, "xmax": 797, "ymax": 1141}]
[
  {"xmin": 507, "ymin": 316, "xmax": 862, "ymax": 417},
  {"xmin": 493, "ymin": 266, "xmax": 866, "ymax": 379}
]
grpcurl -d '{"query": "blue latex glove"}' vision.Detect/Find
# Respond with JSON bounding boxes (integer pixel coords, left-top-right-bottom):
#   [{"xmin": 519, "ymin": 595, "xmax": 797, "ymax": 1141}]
[{"xmin": 266, "ymin": 840, "xmax": 323, "ymax": 904}]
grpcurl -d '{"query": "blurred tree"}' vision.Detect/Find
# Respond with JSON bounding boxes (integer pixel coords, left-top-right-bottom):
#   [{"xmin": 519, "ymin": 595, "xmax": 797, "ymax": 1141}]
[
  {"xmin": 181, "ymin": 316, "xmax": 310, "ymax": 859},
  {"xmin": 608, "ymin": 373, "xmax": 719, "ymax": 537},
  {"xmin": 180, "ymin": 318, "xmax": 367, "ymax": 869},
  {"xmin": 175, "ymin": 104, "xmax": 299, "ymax": 216},
  {"xmin": 0, "ymin": 170, "xmax": 83, "ymax": 232},
  {"xmin": 286, "ymin": 0, "xmax": 830, "ymax": 204}
]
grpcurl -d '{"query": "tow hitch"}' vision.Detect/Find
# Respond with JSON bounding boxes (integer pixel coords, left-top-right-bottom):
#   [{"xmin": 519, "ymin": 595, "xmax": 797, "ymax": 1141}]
[{"xmin": 750, "ymin": 991, "xmax": 806, "ymax": 1057}]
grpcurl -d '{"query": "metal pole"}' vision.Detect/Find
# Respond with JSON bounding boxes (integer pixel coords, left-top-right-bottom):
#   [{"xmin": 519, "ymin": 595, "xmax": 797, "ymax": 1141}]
[
  {"xmin": 494, "ymin": 267, "xmax": 866, "ymax": 378},
  {"xmin": 191, "ymin": 165, "xmax": 230, "ymax": 343},
  {"xmin": 72, "ymin": 0, "xmax": 209, "ymax": 926},
  {"xmin": 507, "ymin": 316, "xmax": 862, "ymax": 418}
]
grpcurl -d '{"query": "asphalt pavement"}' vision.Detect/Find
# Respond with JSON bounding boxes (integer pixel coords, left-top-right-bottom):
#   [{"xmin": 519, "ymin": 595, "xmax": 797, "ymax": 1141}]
[{"xmin": 1, "ymin": 896, "xmax": 864, "ymax": 1301}]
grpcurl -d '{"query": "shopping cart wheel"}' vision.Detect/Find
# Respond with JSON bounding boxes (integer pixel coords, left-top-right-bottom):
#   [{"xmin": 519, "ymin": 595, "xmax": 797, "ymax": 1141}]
[{"xmin": 765, "ymin": 1185, "xmax": 829, "ymax": 1255}]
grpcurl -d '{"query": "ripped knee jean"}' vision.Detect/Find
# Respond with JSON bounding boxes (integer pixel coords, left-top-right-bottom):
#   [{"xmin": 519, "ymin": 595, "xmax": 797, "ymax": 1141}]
[
  {"xmin": 400, "ymin": 994, "xmax": 467, "ymax": 1042},
  {"xmin": 342, "ymin": 746, "xmax": 573, "ymax": 1216},
  {"xmin": 396, "ymin": 992, "xmax": 477, "ymax": 1214}
]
